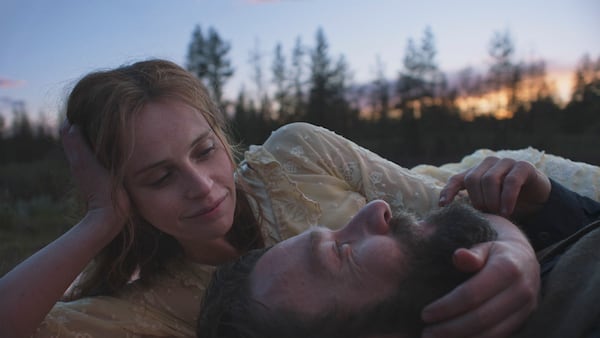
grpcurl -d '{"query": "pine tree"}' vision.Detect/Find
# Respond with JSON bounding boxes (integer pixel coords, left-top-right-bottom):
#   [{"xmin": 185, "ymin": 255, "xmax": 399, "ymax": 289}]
[
  {"xmin": 272, "ymin": 43, "xmax": 291, "ymax": 122},
  {"xmin": 487, "ymin": 29, "xmax": 522, "ymax": 112},
  {"xmin": 290, "ymin": 37, "xmax": 307, "ymax": 119},
  {"xmin": 370, "ymin": 55, "xmax": 390, "ymax": 121},
  {"xmin": 396, "ymin": 26, "xmax": 445, "ymax": 118},
  {"xmin": 186, "ymin": 25, "xmax": 234, "ymax": 108},
  {"xmin": 306, "ymin": 28, "xmax": 352, "ymax": 133}
]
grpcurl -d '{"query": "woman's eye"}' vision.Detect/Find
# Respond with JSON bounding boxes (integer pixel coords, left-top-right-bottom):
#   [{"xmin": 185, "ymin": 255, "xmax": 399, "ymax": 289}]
[
  {"xmin": 149, "ymin": 172, "xmax": 171, "ymax": 187},
  {"xmin": 194, "ymin": 144, "xmax": 216, "ymax": 159}
]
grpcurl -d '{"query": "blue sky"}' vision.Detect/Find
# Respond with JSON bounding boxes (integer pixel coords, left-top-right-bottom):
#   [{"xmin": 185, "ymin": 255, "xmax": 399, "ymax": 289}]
[{"xmin": 1, "ymin": 0, "xmax": 599, "ymax": 125}]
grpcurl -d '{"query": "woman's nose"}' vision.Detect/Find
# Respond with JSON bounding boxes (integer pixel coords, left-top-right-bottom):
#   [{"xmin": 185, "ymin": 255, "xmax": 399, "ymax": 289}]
[
  {"xmin": 185, "ymin": 168, "xmax": 213, "ymax": 199},
  {"xmin": 345, "ymin": 200, "xmax": 392, "ymax": 236}
]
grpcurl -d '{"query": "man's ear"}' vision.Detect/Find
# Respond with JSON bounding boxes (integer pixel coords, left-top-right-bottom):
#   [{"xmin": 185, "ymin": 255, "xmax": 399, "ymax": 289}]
[{"xmin": 452, "ymin": 242, "xmax": 492, "ymax": 273}]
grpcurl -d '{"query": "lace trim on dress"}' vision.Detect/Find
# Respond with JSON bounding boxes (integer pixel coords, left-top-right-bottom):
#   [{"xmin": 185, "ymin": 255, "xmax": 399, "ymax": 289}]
[
  {"xmin": 244, "ymin": 145, "xmax": 322, "ymax": 240},
  {"xmin": 412, "ymin": 147, "xmax": 600, "ymax": 201}
]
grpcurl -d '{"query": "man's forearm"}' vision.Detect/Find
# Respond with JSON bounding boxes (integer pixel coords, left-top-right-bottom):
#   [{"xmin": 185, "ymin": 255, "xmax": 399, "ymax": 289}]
[{"xmin": 520, "ymin": 179, "xmax": 600, "ymax": 250}]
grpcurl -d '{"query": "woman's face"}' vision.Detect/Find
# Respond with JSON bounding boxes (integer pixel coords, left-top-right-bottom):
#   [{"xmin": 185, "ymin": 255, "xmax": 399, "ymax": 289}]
[{"xmin": 124, "ymin": 99, "xmax": 236, "ymax": 250}]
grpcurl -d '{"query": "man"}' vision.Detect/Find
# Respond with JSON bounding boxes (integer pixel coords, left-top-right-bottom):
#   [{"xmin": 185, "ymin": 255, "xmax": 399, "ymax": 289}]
[
  {"xmin": 198, "ymin": 156, "xmax": 600, "ymax": 338},
  {"xmin": 440, "ymin": 156, "xmax": 600, "ymax": 338},
  {"xmin": 197, "ymin": 200, "xmax": 509, "ymax": 338}
]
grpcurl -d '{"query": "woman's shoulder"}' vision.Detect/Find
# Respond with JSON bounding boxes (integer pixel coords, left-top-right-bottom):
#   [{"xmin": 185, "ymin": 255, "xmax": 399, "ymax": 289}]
[
  {"xmin": 36, "ymin": 259, "xmax": 214, "ymax": 338},
  {"xmin": 263, "ymin": 122, "xmax": 330, "ymax": 146},
  {"xmin": 273, "ymin": 122, "xmax": 324, "ymax": 135},
  {"xmin": 141, "ymin": 256, "xmax": 216, "ymax": 291}
]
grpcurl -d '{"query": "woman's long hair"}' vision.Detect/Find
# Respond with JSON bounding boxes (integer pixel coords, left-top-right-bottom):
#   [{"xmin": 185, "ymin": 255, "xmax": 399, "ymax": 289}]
[{"xmin": 64, "ymin": 59, "xmax": 264, "ymax": 298}]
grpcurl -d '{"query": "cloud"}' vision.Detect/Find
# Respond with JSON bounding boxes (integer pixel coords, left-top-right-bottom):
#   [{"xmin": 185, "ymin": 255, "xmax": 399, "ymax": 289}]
[{"xmin": 0, "ymin": 77, "xmax": 26, "ymax": 89}]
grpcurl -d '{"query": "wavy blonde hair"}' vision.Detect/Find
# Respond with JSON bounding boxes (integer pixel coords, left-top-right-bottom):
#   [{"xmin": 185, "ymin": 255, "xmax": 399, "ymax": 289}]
[{"xmin": 65, "ymin": 59, "xmax": 263, "ymax": 298}]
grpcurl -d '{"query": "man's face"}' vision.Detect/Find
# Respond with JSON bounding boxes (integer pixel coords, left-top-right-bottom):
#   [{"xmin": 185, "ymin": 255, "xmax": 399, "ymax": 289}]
[
  {"xmin": 249, "ymin": 199, "xmax": 427, "ymax": 319},
  {"xmin": 249, "ymin": 200, "xmax": 497, "ymax": 330}
]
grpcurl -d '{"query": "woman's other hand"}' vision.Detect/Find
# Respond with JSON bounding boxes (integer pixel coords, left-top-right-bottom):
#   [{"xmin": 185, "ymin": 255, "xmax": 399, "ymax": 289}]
[
  {"xmin": 440, "ymin": 156, "xmax": 551, "ymax": 220},
  {"xmin": 61, "ymin": 121, "xmax": 130, "ymax": 235}
]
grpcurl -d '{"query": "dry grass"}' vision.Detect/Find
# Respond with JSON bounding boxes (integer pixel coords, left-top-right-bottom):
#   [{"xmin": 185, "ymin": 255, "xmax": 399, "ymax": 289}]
[{"xmin": 0, "ymin": 198, "xmax": 74, "ymax": 277}]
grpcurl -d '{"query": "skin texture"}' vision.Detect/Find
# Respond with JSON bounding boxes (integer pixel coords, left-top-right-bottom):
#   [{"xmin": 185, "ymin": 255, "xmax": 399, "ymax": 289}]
[
  {"xmin": 440, "ymin": 156, "xmax": 551, "ymax": 219},
  {"xmin": 0, "ymin": 98, "xmax": 240, "ymax": 338},
  {"xmin": 242, "ymin": 199, "xmax": 531, "ymax": 338},
  {"xmin": 421, "ymin": 218, "xmax": 539, "ymax": 338},
  {"xmin": 0, "ymin": 59, "xmax": 540, "ymax": 337},
  {"xmin": 422, "ymin": 156, "xmax": 547, "ymax": 338},
  {"xmin": 0, "ymin": 110, "xmax": 540, "ymax": 338},
  {"xmin": 124, "ymin": 99, "xmax": 238, "ymax": 263},
  {"xmin": 250, "ymin": 200, "xmax": 408, "ymax": 317}
]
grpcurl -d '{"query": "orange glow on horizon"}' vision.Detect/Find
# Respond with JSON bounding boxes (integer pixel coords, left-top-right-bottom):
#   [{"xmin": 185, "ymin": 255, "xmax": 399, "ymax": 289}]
[
  {"xmin": 455, "ymin": 90, "xmax": 512, "ymax": 121},
  {"xmin": 455, "ymin": 68, "xmax": 575, "ymax": 120},
  {"xmin": 358, "ymin": 68, "xmax": 576, "ymax": 121},
  {"xmin": 547, "ymin": 69, "xmax": 574, "ymax": 104}
]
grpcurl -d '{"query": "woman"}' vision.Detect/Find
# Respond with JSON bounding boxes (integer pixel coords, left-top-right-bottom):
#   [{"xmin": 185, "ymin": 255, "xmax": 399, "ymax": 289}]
[{"xmin": 0, "ymin": 59, "xmax": 539, "ymax": 337}]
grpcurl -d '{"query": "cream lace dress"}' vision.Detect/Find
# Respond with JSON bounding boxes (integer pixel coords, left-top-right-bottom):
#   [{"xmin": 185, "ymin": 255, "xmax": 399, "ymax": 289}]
[{"xmin": 34, "ymin": 122, "xmax": 600, "ymax": 337}]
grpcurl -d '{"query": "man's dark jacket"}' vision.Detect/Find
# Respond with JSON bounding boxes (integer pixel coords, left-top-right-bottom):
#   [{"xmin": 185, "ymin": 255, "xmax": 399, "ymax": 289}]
[{"xmin": 512, "ymin": 180, "xmax": 600, "ymax": 338}]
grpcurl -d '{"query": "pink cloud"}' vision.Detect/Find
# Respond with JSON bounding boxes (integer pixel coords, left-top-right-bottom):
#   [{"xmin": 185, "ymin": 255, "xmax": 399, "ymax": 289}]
[{"xmin": 0, "ymin": 77, "xmax": 26, "ymax": 89}]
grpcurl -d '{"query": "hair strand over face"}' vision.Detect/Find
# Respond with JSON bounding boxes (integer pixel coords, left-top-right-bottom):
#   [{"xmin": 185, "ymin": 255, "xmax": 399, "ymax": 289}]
[{"xmin": 64, "ymin": 59, "xmax": 263, "ymax": 298}]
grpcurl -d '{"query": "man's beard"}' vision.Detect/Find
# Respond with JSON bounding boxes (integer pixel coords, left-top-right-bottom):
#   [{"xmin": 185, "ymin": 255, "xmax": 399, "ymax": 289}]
[{"xmin": 350, "ymin": 201, "xmax": 498, "ymax": 337}]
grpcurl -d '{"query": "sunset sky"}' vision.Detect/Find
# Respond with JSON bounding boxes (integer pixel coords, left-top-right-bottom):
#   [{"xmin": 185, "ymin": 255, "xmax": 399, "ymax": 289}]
[{"xmin": 1, "ymin": 0, "xmax": 599, "ymax": 125}]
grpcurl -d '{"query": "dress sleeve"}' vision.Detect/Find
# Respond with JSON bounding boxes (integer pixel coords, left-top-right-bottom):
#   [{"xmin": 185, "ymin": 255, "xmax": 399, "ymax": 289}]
[
  {"xmin": 259, "ymin": 122, "xmax": 445, "ymax": 218},
  {"xmin": 34, "ymin": 259, "xmax": 214, "ymax": 337},
  {"xmin": 413, "ymin": 147, "xmax": 600, "ymax": 201}
]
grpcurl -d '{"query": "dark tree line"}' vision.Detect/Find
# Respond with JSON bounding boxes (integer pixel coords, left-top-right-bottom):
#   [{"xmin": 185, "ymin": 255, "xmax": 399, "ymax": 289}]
[
  {"xmin": 0, "ymin": 24, "xmax": 597, "ymax": 267},
  {"xmin": 1, "ymin": 25, "xmax": 599, "ymax": 209},
  {"xmin": 0, "ymin": 110, "xmax": 67, "ymax": 201},
  {"xmin": 2, "ymin": 26, "xmax": 599, "ymax": 167},
  {"xmin": 184, "ymin": 25, "xmax": 600, "ymax": 166},
  {"xmin": 2, "ymin": 24, "xmax": 598, "ymax": 276}
]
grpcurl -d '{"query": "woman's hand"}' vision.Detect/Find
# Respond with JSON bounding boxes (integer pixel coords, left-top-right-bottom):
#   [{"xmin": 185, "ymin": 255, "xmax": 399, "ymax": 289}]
[
  {"xmin": 420, "ymin": 214, "xmax": 540, "ymax": 338},
  {"xmin": 0, "ymin": 123, "xmax": 133, "ymax": 338},
  {"xmin": 439, "ymin": 156, "xmax": 551, "ymax": 220},
  {"xmin": 61, "ymin": 121, "xmax": 130, "ymax": 235}
]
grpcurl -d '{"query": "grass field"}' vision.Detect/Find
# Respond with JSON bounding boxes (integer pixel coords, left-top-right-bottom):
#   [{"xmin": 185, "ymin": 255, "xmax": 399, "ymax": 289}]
[
  {"xmin": 0, "ymin": 228, "xmax": 67, "ymax": 276},
  {"xmin": 0, "ymin": 198, "xmax": 75, "ymax": 276}
]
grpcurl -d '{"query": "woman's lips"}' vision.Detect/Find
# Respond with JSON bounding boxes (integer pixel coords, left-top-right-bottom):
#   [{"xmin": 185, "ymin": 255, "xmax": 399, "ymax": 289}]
[{"xmin": 183, "ymin": 194, "xmax": 227, "ymax": 219}]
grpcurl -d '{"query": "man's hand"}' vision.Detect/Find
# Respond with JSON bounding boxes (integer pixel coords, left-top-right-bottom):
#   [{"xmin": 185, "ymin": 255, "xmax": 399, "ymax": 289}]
[
  {"xmin": 439, "ymin": 156, "xmax": 551, "ymax": 220},
  {"xmin": 420, "ymin": 215, "xmax": 539, "ymax": 337}
]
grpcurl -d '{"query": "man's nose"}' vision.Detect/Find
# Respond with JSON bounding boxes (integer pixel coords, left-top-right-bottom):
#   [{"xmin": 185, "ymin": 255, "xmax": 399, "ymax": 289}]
[{"xmin": 346, "ymin": 200, "xmax": 392, "ymax": 236}]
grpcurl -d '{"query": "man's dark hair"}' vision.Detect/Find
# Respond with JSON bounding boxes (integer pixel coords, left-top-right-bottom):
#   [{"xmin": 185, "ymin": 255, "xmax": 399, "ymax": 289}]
[
  {"xmin": 197, "ymin": 202, "xmax": 497, "ymax": 338},
  {"xmin": 197, "ymin": 248, "xmax": 270, "ymax": 338},
  {"xmin": 352, "ymin": 201, "xmax": 498, "ymax": 337}
]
